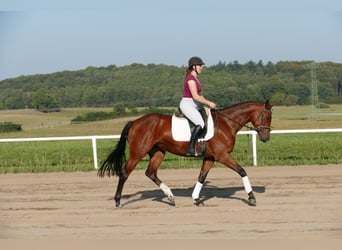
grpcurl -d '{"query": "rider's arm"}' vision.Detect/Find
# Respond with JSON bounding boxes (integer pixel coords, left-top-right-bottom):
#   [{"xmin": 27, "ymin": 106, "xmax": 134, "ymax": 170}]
[{"xmin": 188, "ymin": 80, "xmax": 217, "ymax": 109}]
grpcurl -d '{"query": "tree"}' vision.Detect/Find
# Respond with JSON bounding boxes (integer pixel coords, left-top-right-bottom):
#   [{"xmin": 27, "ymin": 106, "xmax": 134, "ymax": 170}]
[
  {"xmin": 271, "ymin": 92, "xmax": 286, "ymax": 106},
  {"xmin": 31, "ymin": 86, "xmax": 59, "ymax": 111},
  {"xmin": 1, "ymin": 61, "xmax": 341, "ymax": 110},
  {"xmin": 284, "ymin": 95, "xmax": 299, "ymax": 106},
  {"xmin": 226, "ymin": 86, "xmax": 241, "ymax": 104},
  {"xmin": 318, "ymin": 82, "xmax": 335, "ymax": 100},
  {"xmin": 127, "ymin": 104, "xmax": 138, "ymax": 114},
  {"xmin": 245, "ymin": 84, "xmax": 261, "ymax": 101},
  {"xmin": 246, "ymin": 60, "xmax": 257, "ymax": 73},
  {"xmin": 264, "ymin": 61, "xmax": 276, "ymax": 75},
  {"xmin": 259, "ymin": 80, "xmax": 286, "ymax": 101},
  {"xmin": 286, "ymin": 82, "xmax": 310, "ymax": 105},
  {"xmin": 113, "ymin": 102, "xmax": 126, "ymax": 115}
]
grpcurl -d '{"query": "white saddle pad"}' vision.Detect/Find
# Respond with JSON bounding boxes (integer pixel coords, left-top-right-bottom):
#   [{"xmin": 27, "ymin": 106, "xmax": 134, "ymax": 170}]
[{"xmin": 171, "ymin": 108, "xmax": 214, "ymax": 142}]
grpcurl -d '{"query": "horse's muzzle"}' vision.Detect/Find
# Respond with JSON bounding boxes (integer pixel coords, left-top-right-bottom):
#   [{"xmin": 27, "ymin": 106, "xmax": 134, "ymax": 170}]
[
  {"xmin": 259, "ymin": 132, "xmax": 271, "ymax": 142},
  {"xmin": 258, "ymin": 130, "xmax": 271, "ymax": 142},
  {"xmin": 255, "ymin": 126, "xmax": 271, "ymax": 142},
  {"xmin": 259, "ymin": 136, "xmax": 270, "ymax": 143}
]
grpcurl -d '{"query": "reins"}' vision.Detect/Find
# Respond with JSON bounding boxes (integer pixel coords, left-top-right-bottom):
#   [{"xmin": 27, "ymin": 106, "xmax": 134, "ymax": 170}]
[
  {"xmin": 213, "ymin": 109, "xmax": 252, "ymax": 130},
  {"xmin": 213, "ymin": 105, "xmax": 272, "ymax": 132}
]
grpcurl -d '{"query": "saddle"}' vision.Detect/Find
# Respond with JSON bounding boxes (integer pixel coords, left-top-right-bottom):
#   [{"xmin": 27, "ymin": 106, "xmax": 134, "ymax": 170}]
[{"xmin": 171, "ymin": 107, "xmax": 214, "ymax": 142}]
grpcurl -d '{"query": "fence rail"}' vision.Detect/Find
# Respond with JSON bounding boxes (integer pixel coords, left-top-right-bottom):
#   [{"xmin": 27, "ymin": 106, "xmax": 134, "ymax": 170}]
[{"xmin": 1, "ymin": 128, "xmax": 341, "ymax": 168}]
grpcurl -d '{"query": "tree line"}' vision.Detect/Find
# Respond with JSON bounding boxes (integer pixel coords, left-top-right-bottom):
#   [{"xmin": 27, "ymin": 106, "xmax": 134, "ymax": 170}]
[{"xmin": 0, "ymin": 60, "xmax": 341, "ymax": 111}]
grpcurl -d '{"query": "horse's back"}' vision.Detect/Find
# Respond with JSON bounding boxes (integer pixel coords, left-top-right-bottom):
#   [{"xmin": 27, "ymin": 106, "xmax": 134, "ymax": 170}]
[
  {"xmin": 135, "ymin": 112, "xmax": 171, "ymax": 124},
  {"xmin": 130, "ymin": 113, "xmax": 171, "ymax": 136}
]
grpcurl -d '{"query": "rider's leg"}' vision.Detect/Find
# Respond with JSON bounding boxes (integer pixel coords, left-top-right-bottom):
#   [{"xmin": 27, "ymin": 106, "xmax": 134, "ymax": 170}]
[{"xmin": 186, "ymin": 125, "xmax": 202, "ymax": 156}]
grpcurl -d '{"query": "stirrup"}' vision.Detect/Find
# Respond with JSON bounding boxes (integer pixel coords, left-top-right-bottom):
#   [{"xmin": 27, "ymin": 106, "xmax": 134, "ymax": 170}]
[
  {"xmin": 186, "ymin": 148, "xmax": 202, "ymax": 157},
  {"xmin": 186, "ymin": 150, "xmax": 196, "ymax": 157},
  {"xmin": 186, "ymin": 152, "xmax": 201, "ymax": 157}
]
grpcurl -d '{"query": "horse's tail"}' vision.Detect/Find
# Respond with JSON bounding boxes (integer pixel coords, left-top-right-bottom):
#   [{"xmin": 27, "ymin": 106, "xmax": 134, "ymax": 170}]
[{"xmin": 97, "ymin": 121, "xmax": 134, "ymax": 178}]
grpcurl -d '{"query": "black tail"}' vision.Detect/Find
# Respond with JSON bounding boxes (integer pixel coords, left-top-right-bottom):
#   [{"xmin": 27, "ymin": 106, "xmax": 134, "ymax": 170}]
[{"xmin": 97, "ymin": 121, "xmax": 134, "ymax": 177}]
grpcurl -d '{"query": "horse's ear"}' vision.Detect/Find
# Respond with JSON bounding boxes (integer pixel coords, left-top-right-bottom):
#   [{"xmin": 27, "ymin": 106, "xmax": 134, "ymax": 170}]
[{"xmin": 265, "ymin": 100, "xmax": 274, "ymax": 109}]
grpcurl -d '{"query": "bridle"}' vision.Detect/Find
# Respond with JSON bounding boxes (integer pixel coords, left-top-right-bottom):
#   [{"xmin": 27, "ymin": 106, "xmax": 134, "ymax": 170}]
[
  {"xmin": 251, "ymin": 106, "xmax": 272, "ymax": 132},
  {"xmin": 214, "ymin": 105, "xmax": 272, "ymax": 132}
]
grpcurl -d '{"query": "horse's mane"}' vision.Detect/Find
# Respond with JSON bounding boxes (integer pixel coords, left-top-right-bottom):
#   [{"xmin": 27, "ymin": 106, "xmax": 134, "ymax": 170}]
[{"xmin": 219, "ymin": 101, "xmax": 261, "ymax": 111}]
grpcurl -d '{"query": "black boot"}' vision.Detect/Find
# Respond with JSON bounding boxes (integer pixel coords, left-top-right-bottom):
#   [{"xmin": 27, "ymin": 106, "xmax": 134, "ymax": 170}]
[{"xmin": 186, "ymin": 125, "xmax": 202, "ymax": 156}]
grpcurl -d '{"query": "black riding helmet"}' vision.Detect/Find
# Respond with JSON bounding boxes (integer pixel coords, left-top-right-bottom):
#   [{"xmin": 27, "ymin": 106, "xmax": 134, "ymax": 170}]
[{"xmin": 188, "ymin": 56, "xmax": 205, "ymax": 68}]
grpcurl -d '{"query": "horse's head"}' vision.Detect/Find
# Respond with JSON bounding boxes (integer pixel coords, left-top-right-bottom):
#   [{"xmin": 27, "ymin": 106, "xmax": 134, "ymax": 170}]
[{"xmin": 251, "ymin": 100, "xmax": 273, "ymax": 142}]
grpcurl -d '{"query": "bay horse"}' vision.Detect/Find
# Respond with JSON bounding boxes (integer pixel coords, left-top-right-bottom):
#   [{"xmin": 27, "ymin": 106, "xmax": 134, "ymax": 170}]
[{"xmin": 98, "ymin": 100, "xmax": 273, "ymax": 207}]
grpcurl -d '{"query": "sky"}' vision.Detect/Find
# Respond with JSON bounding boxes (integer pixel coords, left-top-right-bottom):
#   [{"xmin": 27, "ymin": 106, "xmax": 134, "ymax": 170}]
[{"xmin": 0, "ymin": 0, "xmax": 342, "ymax": 80}]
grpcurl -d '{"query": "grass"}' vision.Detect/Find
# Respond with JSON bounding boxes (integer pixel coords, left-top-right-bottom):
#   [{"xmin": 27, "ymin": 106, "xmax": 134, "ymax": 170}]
[
  {"xmin": 0, "ymin": 104, "xmax": 341, "ymax": 173},
  {"xmin": 0, "ymin": 139, "xmax": 204, "ymax": 173},
  {"xmin": 0, "ymin": 132, "xmax": 341, "ymax": 174},
  {"xmin": 270, "ymin": 104, "xmax": 342, "ymax": 130},
  {"xmin": 0, "ymin": 140, "xmax": 95, "ymax": 173},
  {"xmin": 234, "ymin": 132, "xmax": 342, "ymax": 166}
]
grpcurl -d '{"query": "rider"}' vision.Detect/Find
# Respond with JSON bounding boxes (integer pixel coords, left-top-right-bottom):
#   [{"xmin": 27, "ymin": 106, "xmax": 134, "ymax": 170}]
[{"xmin": 179, "ymin": 56, "xmax": 217, "ymax": 156}]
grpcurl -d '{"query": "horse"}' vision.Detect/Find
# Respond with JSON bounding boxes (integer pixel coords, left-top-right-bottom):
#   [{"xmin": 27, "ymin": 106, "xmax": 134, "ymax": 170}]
[{"xmin": 98, "ymin": 100, "xmax": 273, "ymax": 208}]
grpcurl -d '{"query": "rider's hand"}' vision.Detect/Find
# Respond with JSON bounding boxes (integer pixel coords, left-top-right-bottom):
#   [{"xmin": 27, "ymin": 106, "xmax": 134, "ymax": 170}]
[{"xmin": 209, "ymin": 102, "xmax": 217, "ymax": 109}]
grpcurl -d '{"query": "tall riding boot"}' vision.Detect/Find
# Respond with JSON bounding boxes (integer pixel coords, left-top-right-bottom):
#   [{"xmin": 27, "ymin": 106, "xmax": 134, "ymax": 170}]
[{"xmin": 186, "ymin": 125, "xmax": 202, "ymax": 156}]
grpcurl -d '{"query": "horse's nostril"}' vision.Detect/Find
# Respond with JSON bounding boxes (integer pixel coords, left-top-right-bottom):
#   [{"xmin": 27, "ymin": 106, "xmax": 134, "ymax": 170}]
[{"xmin": 259, "ymin": 135, "xmax": 270, "ymax": 143}]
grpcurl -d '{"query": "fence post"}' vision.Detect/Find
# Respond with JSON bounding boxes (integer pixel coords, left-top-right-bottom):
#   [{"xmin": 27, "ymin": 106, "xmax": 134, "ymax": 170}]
[
  {"xmin": 91, "ymin": 137, "xmax": 98, "ymax": 169},
  {"xmin": 252, "ymin": 131, "xmax": 257, "ymax": 166}
]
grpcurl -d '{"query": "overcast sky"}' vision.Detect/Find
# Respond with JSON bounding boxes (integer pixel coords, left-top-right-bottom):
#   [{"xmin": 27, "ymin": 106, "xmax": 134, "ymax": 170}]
[{"xmin": 1, "ymin": 0, "xmax": 341, "ymax": 80}]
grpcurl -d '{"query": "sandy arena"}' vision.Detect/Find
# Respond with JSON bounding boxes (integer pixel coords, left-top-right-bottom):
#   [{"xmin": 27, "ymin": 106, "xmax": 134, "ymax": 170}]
[{"xmin": 0, "ymin": 165, "xmax": 341, "ymax": 239}]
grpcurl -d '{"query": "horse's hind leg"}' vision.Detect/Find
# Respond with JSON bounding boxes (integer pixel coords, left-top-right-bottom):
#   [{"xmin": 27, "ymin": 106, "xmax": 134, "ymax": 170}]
[
  {"xmin": 114, "ymin": 173, "xmax": 127, "ymax": 208},
  {"xmin": 114, "ymin": 157, "xmax": 140, "ymax": 208},
  {"xmin": 145, "ymin": 149, "xmax": 175, "ymax": 205}
]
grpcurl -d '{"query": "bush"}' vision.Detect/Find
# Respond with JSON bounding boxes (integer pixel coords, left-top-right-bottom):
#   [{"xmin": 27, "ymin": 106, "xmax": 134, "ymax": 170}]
[
  {"xmin": 0, "ymin": 122, "xmax": 22, "ymax": 133},
  {"xmin": 318, "ymin": 102, "xmax": 330, "ymax": 108},
  {"xmin": 71, "ymin": 111, "xmax": 116, "ymax": 122},
  {"xmin": 325, "ymin": 96, "xmax": 342, "ymax": 104},
  {"xmin": 284, "ymin": 95, "xmax": 299, "ymax": 106}
]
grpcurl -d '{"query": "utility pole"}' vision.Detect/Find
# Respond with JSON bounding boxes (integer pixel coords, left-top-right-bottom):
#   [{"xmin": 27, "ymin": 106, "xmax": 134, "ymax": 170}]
[{"xmin": 305, "ymin": 62, "xmax": 320, "ymax": 120}]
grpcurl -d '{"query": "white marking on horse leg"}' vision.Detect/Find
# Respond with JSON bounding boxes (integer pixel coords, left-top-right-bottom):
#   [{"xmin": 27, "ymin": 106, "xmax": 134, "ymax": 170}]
[
  {"xmin": 242, "ymin": 176, "xmax": 253, "ymax": 194},
  {"xmin": 160, "ymin": 183, "xmax": 174, "ymax": 198},
  {"xmin": 192, "ymin": 181, "xmax": 203, "ymax": 200}
]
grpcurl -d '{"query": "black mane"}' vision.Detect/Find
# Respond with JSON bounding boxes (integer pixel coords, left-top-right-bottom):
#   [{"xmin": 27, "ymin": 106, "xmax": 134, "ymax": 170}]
[{"xmin": 219, "ymin": 101, "xmax": 262, "ymax": 111}]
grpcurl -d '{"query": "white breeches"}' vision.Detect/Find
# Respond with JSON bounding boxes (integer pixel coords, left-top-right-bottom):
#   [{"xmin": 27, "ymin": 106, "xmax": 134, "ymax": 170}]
[{"xmin": 179, "ymin": 97, "xmax": 204, "ymax": 128}]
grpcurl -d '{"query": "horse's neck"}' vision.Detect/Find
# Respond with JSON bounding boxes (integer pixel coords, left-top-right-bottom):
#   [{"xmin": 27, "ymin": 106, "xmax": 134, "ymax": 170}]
[{"xmin": 219, "ymin": 106, "xmax": 253, "ymax": 132}]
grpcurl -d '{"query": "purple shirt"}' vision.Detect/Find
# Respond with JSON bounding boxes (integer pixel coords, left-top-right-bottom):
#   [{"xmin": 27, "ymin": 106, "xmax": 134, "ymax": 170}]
[{"xmin": 183, "ymin": 74, "xmax": 202, "ymax": 98}]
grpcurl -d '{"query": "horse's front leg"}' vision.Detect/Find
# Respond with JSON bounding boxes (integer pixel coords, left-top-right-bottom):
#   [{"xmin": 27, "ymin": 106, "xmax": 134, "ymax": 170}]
[
  {"xmin": 192, "ymin": 159, "xmax": 214, "ymax": 205},
  {"xmin": 220, "ymin": 155, "xmax": 256, "ymax": 206},
  {"xmin": 241, "ymin": 172, "xmax": 256, "ymax": 206}
]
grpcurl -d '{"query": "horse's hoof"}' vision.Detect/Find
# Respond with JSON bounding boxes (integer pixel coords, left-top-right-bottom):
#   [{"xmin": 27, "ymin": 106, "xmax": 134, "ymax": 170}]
[
  {"xmin": 168, "ymin": 196, "xmax": 176, "ymax": 206},
  {"xmin": 248, "ymin": 198, "xmax": 256, "ymax": 206},
  {"xmin": 115, "ymin": 203, "xmax": 122, "ymax": 208},
  {"xmin": 194, "ymin": 198, "xmax": 204, "ymax": 206}
]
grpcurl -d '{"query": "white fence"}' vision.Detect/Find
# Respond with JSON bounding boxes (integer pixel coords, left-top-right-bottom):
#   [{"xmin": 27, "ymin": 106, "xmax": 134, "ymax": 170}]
[{"xmin": 1, "ymin": 128, "xmax": 341, "ymax": 168}]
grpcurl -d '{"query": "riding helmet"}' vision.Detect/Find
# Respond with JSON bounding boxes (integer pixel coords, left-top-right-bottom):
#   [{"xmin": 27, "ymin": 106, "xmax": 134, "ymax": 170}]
[{"xmin": 188, "ymin": 56, "xmax": 205, "ymax": 68}]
